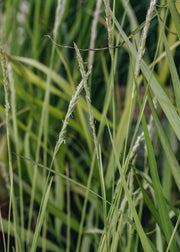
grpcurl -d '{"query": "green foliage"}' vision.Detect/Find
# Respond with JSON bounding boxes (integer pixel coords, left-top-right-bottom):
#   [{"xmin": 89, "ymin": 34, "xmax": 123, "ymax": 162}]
[{"xmin": 0, "ymin": 0, "xmax": 180, "ymax": 251}]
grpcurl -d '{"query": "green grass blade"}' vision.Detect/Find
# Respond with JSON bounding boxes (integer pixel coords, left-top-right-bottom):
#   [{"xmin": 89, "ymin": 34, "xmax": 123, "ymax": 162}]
[
  {"xmin": 166, "ymin": 213, "xmax": 180, "ymax": 252},
  {"xmin": 9, "ymin": 62, "xmax": 25, "ymax": 250},
  {"xmin": 106, "ymin": 119, "xmax": 154, "ymax": 252},
  {"xmin": 131, "ymin": 164, "xmax": 161, "ymax": 227},
  {"xmin": 147, "ymin": 93, "xmax": 180, "ymax": 191},
  {"xmin": 0, "ymin": 218, "xmax": 61, "ymax": 252},
  {"xmin": 167, "ymin": 0, "xmax": 180, "ymax": 41},
  {"xmin": 162, "ymin": 32, "xmax": 180, "ymax": 109},
  {"xmin": 114, "ymin": 16, "xmax": 180, "ymax": 141},
  {"xmin": 30, "ymin": 176, "xmax": 53, "ymax": 252},
  {"xmin": 8, "ymin": 55, "xmax": 111, "ymax": 127},
  {"xmin": 141, "ymin": 107, "xmax": 178, "ymax": 251},
  {"xmin": 13, "ymin": 153, "xmax": 111, "ymax": 207},
  {"xmin": 98, "ymin": 145, "xmax": 108, "ymax": 250}
]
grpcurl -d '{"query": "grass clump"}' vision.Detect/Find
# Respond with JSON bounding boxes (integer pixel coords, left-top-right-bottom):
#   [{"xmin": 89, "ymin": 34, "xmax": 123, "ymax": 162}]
[{"xmin": 0, "ymin": 0, "xmax": 180, "ymax": 251}]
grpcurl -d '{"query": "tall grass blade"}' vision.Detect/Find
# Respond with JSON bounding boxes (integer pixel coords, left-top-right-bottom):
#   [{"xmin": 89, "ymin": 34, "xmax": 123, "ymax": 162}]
[
  {"xmin": 141, "ymin": 102, "xmax": 178, "ymax": 251},
  {"xmin": 30, "ymin": 176, "xmax": 53, "ymax": 252},
  {"xmin": 114, "ymin": 15, "xmax": 180, "ymax": 141},
  {"xmin": 106, "ymin": 119, "xmax": 154, "ymax": 252}
]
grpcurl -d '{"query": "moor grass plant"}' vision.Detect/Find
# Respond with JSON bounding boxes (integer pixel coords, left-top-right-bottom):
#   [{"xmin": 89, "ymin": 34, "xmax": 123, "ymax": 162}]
[{"xmin": 0, "ymin": 0, "xmax": 180, "ymax": 251}]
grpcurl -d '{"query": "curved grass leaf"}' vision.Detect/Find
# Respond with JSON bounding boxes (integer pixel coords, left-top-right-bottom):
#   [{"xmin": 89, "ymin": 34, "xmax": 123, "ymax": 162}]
[
  {"xmin": 8, "ymin": 55, "xmax": 112, "ymax": 127},
  {"xmin": 114, "ymin": 15, "xmax": 180, "ymax": 141}
]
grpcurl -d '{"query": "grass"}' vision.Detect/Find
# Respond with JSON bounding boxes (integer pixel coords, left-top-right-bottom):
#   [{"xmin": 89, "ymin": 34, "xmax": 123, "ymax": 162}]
[{"xmin": 0, "ymin": 0, "xmax": 180, "ymax": 251}]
